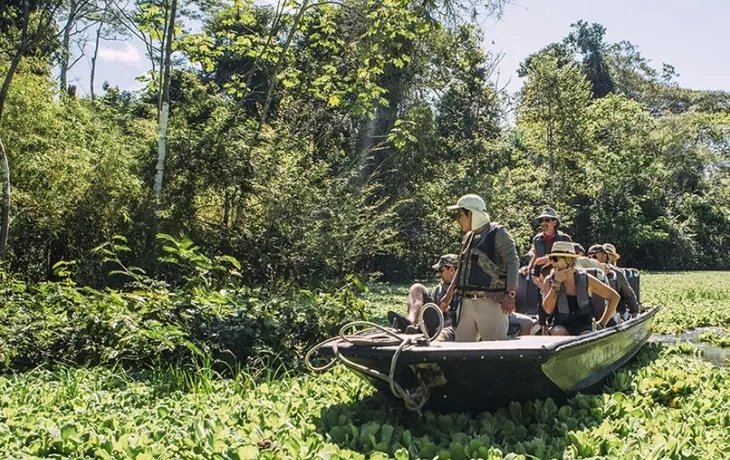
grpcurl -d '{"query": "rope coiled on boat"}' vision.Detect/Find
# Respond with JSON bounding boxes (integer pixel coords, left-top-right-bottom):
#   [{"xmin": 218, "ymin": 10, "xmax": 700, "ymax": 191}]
[{"xmin": 305, "ymin": 303, "xmax": 444, "ymax": 412}]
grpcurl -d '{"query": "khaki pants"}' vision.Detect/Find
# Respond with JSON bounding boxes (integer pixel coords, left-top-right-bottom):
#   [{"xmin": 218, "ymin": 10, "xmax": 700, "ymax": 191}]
[{"xmin": 455, "ymin": 297, "xmax": 508, "ymax": 341}]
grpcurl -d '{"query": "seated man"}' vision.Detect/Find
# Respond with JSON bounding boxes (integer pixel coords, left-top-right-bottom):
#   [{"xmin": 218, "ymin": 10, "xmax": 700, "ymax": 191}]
[
  {"xmin": 391, "ymin": 254, "xmax": 536, "ymax": 340},
  {"xmin": 412, "ymin": 254, "xmax": 460, "ymax": 340},
  {"xmin": 587, "ymin": 244, "xmax": 639, "ymax": 319}
]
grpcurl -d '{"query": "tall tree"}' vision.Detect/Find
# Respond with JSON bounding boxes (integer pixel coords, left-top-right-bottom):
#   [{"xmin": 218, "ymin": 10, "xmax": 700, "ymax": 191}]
[
  {"xmin": 564, "ymin": 20, "xmax": 614, "ymax": 98},
  {"xmin": 0, "ymin": 0, "xmax": 63, "ymax": 260},
  {"xmin": 153, "ymin": 0, "xmax": 177, "ymax": 198},
  {"xmin": 517, "ymin": 49, "xmax": 592, "ymax": 200},
  {"xmin": 58, "ymin": 0, "xmax": 100, "ymax": 93}
]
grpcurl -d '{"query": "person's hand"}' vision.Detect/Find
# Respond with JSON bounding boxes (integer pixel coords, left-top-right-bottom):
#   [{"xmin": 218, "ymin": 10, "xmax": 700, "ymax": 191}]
[
  {"xmin": 501, "ymin": 294, "xmax": 516, "ymax": 315},
  {"xmin": 439, "ymin": 294, "xmax": 452, "ymax": 312},
  {"xmin": 531, "ymin": 275, "xmax": 542, "ymax": 287},
  {"xmin": 554, "ymin": 267, "xmax": 575, "ymax": 284},
  {"xmin": 519, "ymin": 266, "xmax": 529, "ymax": 275}
]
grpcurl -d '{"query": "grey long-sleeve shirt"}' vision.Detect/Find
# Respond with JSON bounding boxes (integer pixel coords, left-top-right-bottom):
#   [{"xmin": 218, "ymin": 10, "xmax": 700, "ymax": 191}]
[{"xmin": 494, "ymin": 226, "xmax": 520, "ymax": 288}]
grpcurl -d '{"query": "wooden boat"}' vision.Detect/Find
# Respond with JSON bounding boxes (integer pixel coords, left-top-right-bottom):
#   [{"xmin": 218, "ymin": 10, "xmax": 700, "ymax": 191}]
[{"xmin": 317, "ymin": 302, "xmax": 657, "ymax": 413}]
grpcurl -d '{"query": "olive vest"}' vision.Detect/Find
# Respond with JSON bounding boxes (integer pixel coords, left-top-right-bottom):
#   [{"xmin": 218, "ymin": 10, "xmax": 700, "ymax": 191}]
[
  {"xmin": 555, "ymin": 270, "xmax": 594, "ymax": 324},
  {"xmin": 533, "ymin": 230, "xmax": 572, "ymax": 257},
  {"xmin": 456, "ymin": 224, "xmax": 506, "ymax": 292}
]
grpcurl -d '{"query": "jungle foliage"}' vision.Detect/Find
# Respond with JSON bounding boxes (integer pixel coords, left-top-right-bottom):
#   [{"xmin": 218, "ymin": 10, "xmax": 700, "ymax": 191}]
[{"xmin": 0, "ymin": 0, "xmax": 729, "ymax": 288}]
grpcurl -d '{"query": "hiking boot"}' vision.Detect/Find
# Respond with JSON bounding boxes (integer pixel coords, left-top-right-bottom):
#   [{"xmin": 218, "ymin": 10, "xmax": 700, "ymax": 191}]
[
  {"xmin": 404, "ymin": 324, "xmax": 420, "ymax": 334},
  {"xmin": 387, "ymin": 311, "xmax": 412, "ymax": 333}
]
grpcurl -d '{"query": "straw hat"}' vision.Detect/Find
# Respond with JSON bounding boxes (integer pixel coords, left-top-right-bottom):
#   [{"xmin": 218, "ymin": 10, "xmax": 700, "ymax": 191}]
[
  {"xmin": 548, "ymin": 241, "xmax": 580, "ymax": 258},
  {"xmin": 603, "ymin": 243, "xmax": 621, "ymax": 261}
]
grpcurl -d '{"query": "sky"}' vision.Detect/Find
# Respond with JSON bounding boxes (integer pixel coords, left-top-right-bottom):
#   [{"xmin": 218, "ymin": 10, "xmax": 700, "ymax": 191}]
[{"xmin": 66, "ymin": 0, "xmax": 730, "ymax": 96}]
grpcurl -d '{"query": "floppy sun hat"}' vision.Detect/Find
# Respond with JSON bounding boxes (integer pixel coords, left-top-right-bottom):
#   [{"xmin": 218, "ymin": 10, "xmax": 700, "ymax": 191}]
[
  {"xmin": 447, "ymin": 194, "xmax": 491, "ymax": 228},
  {"xmin": 547, "ymin": 241, "xmax": 580, "ymax": 258},
  {"xmin": 603, "ymin": 243, "xmax": 621, "ymax": 260},
  {"xmin": 447, "ymin": 194, "xmax": 487, "ymax": 214},
  {"xmin": 536, "ymin": 207, "xmax": 560, "ymax": 223}
]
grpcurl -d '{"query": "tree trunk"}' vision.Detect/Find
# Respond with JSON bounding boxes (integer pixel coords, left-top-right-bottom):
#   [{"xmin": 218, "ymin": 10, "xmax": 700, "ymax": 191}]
[
  {"xmin": 156, "ymin": 0, "xmax": 170, "ymax": 115},
  {"xmin": 0, "ymin": 138, "xmax": 9, "ymax": 261},
  {"xmin": 0, "ymin": 2, "xmax": 30, "ymax": 261},
  {"xmin": 59, "ymin": 1, "xmax": 77, "ymax": 93},
  {"xmin": 0, "ymin": 3, "xmax": 30, "ymax": 125},
  {"xmin": 153, "ymin": 0, "xmax": 178, "ymax": 198},
  {"xmin": 90, "ymin": 20, "xmax": 103, "ymax": 101},
  {"xmin": 547, "ymin": 104, "xmax": 555, "ymax": 202},
  {"xmin": 223, "ymin": 190, "xmax": 231, "ymax": 227},
  {"xmin": 258, "ymin": 0, "xmax": 310, "ymax": 129}
]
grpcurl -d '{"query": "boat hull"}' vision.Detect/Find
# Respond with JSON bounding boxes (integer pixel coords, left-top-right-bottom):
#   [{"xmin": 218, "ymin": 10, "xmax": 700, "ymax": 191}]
[{"xmin": 324, "ymin": 307, "xmax": 658, "ymax": 413}]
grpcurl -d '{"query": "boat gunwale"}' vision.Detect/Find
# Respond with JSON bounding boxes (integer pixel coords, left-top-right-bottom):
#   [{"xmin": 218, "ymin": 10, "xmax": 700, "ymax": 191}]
[{"xmin": 323, "ymin": 306, "xmax": 660, "ymax": 361}]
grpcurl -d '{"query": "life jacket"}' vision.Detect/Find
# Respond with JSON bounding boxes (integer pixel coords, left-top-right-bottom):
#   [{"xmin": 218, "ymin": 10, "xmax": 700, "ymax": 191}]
[
  {"xmin": 533, "ymin": 230, "xmax": 571, "ymax": 257},
  {"xmin": 554, "ymin": 269, "xmax": 594, "ymax": 324},
  {"xmin": 591, "ymin": 268, "xmax": 613, "ymax": 320},
  {"xmin": 456, "ymin": 223, "xmax": 506, "ymax": 292},
  {"xmin": 433, "ymin": 282, "xmax": 461, "ymax": 311}
]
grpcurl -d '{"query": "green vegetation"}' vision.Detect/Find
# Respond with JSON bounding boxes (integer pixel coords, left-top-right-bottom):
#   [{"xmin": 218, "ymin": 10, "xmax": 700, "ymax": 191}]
[
  {"xmin": 0, "ymin": 235, "xmax": 367, "ymax": 372},
  {"xmin": 2, "ymin": 349, "xmax": 728, "ymax": 459},
  {"xmin": 642, "ymin": 272, "xmax": 730, "ymax": 336},
  {"xmin": 1, "ymin": 273, "xmax": 729, "ymax": 458},
  {"xmin": 2, "ymin": 1, "xmax": 730, "ymax": 457}
]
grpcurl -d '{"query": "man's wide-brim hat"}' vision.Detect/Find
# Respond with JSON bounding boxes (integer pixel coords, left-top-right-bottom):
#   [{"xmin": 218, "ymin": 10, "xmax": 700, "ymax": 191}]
[
  {"xmin": 432, "ymin": 254, "xmax": 458, "ymax": 270},
  {"xmin": 603, "ymin": 243, "xmax": 621, "ymax": 260},
  {"xmin": 548, "ymin": 241, "xmax": 580, "ymax": 258},
  {"xmin": 536, "ymin": 207, "xmax": 560, "ymax": 222}
]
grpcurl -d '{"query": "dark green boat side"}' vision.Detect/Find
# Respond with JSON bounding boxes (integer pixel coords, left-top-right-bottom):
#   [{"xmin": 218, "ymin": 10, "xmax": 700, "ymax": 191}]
[{"xmin": 322, "ymin": 307, "xmax": 659, "ymax": 413}]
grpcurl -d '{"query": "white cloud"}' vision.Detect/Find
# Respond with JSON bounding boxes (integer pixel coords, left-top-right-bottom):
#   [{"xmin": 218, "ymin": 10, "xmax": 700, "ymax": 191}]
[{"xmin": 97, "ymin": 43, "xmax": 143, "ymax": 67}]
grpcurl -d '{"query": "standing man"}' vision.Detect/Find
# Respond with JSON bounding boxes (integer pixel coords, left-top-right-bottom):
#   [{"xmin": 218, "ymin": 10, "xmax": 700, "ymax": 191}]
[{"xmin": 440, "ymin": 194, "xmax": 519, "ymax": 341}]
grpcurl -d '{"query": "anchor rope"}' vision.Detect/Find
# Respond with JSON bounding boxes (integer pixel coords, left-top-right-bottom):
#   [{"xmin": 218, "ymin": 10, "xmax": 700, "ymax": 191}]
[{"xmin": 305, "ymin": 303, "xmax": 444, "ymax": 412}]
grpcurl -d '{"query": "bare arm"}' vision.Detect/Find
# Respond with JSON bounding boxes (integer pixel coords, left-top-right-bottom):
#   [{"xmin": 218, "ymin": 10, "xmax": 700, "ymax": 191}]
[
  {"xmin": 542, "ymin": 275, "xmax": 558, "ymax": 314},
  {"xmin": 526, "ymin": 243, "xmax": 538, "ymax": 273},
  {"xmin": 587, "ymin": 274, "xmax": 620, "ymax": 326}
]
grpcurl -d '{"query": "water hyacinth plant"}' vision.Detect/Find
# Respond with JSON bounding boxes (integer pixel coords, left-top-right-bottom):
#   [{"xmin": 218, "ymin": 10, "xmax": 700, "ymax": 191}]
[{"xmin": 0, "ymin": 272, "xmax": 728, "ymax": 458}]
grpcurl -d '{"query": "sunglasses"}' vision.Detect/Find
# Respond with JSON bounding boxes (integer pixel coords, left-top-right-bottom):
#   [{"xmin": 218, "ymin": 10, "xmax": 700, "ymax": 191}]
[
  {"xmin": 549, "ymin": 256, "xmax": 561, "ymax": 262},
  {"xmin": 539, "ymin": 218, "xmax": 554, "ymax": 223},
  {"xmin": 438, "ymin": 265, "xmax": 453, "ymax": 272}
]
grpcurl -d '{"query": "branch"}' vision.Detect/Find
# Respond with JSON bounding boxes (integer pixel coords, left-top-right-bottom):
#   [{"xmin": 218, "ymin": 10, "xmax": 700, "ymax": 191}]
[{"xmin": 105, "ymin": 0, "xmax": 154, "ymax": 46}]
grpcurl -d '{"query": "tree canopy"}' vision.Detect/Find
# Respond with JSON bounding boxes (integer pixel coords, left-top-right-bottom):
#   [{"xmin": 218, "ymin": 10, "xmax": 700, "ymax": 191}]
[{"xmin": 0, "ymin": 5, "xmax": 729, "ymax": 286}]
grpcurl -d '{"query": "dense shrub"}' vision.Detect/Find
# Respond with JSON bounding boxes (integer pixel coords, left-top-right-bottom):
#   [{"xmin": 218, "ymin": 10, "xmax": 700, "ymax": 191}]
[{"xmin": 0, "ymin": 236, "xmax": 367, "ymax": 372}]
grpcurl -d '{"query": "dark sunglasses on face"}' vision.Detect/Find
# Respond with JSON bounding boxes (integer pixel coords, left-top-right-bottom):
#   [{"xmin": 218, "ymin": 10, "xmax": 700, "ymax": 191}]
[
  {"xmin": 539, "ymin": 218, "xmax": 554, "ymax": 223},
  {"xmin": 549, "ymin": 256, "xmax": 560, "ymax": 262}
]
